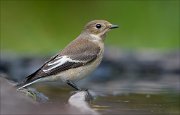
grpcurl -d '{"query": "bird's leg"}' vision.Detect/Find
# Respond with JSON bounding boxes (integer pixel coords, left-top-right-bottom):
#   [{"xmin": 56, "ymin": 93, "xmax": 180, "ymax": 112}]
[
  {"xmin": 66, "ymin": 80, "xmax": 93, "ymax": 101},
  {"xmin": 66, "ymin": 80, "xmax": 81, "ymax": 91}
]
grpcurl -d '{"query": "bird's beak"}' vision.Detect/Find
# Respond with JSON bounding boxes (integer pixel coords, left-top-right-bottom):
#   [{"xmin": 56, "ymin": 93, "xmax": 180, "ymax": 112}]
[{"xmin": 110, "ymin": 24, "xmax": 119, "ymax": 29}]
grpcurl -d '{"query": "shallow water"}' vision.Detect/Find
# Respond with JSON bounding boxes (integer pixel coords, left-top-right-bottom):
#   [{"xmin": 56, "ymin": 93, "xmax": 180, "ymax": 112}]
[
  {"xmin": 36, "ymin": 86, "xmax": 180, "ymax": 115},
  {"xmin": 92, "ymin": 93, "xmax": 180, "ymax": 115}
]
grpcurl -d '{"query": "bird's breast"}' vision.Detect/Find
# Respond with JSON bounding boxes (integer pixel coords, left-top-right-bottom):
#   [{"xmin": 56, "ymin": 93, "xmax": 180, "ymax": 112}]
[{"xmin": 58, "ymin": 43, "xmax": 104, "ymax": 82}]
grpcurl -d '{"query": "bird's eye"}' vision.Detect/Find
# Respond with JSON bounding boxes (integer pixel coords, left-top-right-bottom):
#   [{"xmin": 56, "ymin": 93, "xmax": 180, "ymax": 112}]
[{"xmin": 96, "ymin": 24, "xmax": 101, "ymax": 29}]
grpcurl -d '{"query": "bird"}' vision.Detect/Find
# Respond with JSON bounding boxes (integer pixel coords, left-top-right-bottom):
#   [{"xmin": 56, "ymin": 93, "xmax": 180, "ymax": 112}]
[{"xmin": 17, "ymin": 20, "xmax": 118, "ymax": 91}]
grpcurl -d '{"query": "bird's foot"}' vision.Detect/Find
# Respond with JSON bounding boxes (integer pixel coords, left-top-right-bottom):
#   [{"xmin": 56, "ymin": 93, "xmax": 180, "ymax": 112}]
[
  {"xmin": 70, "ymin": 89, "xmax": 94, "ymax": 102},
  {"xmin": 84, "ymin": 89, "xmax": 94, "ymax": 102}
]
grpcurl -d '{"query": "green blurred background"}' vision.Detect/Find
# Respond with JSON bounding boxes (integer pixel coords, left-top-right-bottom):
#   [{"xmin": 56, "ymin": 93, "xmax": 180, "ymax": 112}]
[{"xmin": 1, "ymin": 0, "xmax": 179, "ymax": 54}]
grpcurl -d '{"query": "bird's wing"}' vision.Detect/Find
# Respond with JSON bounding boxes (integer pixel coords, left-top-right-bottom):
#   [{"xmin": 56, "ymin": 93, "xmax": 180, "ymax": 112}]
[{"xmin": 20, "ymin": 38, "xmax": 100, "ymax": 86}]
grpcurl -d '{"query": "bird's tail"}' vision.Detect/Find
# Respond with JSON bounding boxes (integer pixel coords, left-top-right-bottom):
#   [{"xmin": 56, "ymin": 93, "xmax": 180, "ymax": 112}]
[
  {"xmin": 16, "ymin": 69, "xmax": 41, "ymax": 90},
  {"xmin": 16, "ymin": 79, "xmax": 28, "ymax": 90},
  {"xmin": 16, "ymin": 78, "xmax": 41, "ymax": 90}
]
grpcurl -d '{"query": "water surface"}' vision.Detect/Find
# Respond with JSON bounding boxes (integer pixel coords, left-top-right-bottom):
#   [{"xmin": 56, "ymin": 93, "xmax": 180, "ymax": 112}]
[{"xmin": 37, "ymin": 86, "xmax": 180, "ymax": 115}]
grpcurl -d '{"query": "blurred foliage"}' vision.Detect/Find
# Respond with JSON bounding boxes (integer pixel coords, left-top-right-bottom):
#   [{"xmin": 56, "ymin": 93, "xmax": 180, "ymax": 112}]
[{"xmin": 1, "ymin": 0, "xmax": 179, "ymax": 53}]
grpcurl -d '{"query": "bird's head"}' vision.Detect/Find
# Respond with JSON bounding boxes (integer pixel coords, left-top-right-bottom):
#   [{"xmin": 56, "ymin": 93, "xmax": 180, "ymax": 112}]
[{"xmin": 83, "ymin": 20, "xmax": 118, "ymax": 41}]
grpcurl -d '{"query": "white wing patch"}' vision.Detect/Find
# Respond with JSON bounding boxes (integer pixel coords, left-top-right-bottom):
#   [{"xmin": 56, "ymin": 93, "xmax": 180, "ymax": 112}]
[{"xmin": 43, "ymin": 56, "xmax": 85, "ymax": 73}]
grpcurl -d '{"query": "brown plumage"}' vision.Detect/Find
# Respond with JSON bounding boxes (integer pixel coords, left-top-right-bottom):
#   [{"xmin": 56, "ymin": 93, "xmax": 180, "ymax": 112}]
[
  {"xmin": 24, "ymin": 38, "xmax": 100, "ymax": 83},
  {"xmin": 17, "ymin": 20, "xmax": 118, "ymax": 90}
]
